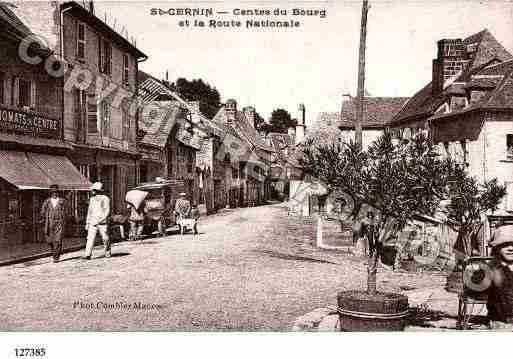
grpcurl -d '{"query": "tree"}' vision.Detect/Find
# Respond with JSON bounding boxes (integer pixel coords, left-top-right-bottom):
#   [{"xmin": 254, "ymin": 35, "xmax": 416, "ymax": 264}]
[
  {"xmin": 443, "ymin": 167, "xmax": 506, "ymax": 265},
  {"xmin": 269, "ymin": 108, "xmax": 296, "ymax": 133},
  {"xmin": 300, "ymin": 132, "xmax": 505, "ymax": 295},
  {"xmin": 173, "ymin": 78, "xmax": 222, "ymax": 119}
]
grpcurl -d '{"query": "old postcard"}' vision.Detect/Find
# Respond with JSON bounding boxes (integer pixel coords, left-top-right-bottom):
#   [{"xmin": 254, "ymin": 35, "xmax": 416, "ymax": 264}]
[{"xmin": 1, "ymin": 0, "xmax": 513, "ymax": 357}]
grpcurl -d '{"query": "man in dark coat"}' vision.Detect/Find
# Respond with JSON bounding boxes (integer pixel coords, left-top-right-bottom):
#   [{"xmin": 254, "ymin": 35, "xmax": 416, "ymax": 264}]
[{"xmin": 40, "ymin": 184, "xmax": 67, "ymax": 262}]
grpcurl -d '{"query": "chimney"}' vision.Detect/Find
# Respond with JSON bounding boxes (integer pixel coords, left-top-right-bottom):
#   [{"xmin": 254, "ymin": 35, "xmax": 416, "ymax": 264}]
[
  {"xmin": 297, "ymin": 103, "xmax": 306, "ymax": 125},
  {"xmin": 295, "ymin": 104, "xmax": 306, "ymax": 145},
  {"xmin": 225, "ymin": 99, "xmax": 237, "ymax": 123},
  {"xmin": 243, "ymin": 106, "xmax": 256, "ymax": 127},
  {"xmin": 88, "ymin": 0, "xmax": 95, "ymax": 14},
  {"xmin": 432, "ymin": 38, "xmax": 469, "ymax": 95}
]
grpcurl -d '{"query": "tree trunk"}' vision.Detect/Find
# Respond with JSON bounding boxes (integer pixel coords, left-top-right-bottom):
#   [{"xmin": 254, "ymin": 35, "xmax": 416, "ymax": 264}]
[{"xmin": 367, "ymin": 250, "xmax": 379, "ymax": 295}]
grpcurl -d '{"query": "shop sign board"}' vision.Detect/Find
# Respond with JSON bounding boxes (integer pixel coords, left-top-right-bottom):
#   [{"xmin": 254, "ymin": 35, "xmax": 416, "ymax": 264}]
[{"xmin": 0, "ymin": 105, "xmax": 60, "ymax": 139}]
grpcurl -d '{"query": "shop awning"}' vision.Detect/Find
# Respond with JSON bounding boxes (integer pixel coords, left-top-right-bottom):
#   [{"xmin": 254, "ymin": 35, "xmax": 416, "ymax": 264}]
[{"xmin": 0, "ymin": 150, "xmax": 91, "ymax": 190}]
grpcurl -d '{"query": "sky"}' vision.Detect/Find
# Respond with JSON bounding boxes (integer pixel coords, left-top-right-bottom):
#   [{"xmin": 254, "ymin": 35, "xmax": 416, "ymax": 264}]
[{"xmin": 95, "ymin": 0, "xmax": 513, "ymax": 126}]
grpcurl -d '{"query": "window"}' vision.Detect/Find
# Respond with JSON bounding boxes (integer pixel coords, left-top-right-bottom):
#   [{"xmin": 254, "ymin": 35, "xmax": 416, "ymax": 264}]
[
  {"xmin": 76, "ymin": 22, "xmax": 86, "ymax": 60},
  {"xmin": 98, "ymin": 37, "xmax": 111, "ymax": 75},
  {"xmin": 0, "ymin": 72, "xmax": 4, "ymax": 104},
  {"xmin": 87, "ymin": 93, "xmax": 98, "ymax": 134},
  {"xmin": 507, "ymin": 134, "xmax": 513, "ymax": 160},
  {"xmin": 74, "ymin": 89, "xmax": 87, "ymax": 142},
  {"xmin": 122, "ymin": 106, "xmax": 130, "ymax": 141},
  {"xmin": 123, "ymin": 54, "xmax": 129, "ymax": 86},
  {"xmin": 100, "ymin": 101, "xmax": 111, "ymax": 137},
  {"xmin": 18, "ymin": 79, "xmax": 32, "ymax": 108}
]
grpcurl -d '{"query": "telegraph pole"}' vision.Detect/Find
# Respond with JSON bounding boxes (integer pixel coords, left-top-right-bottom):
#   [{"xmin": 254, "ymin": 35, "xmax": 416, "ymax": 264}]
[{"xmin": 355, "ymin": 0, "xmax": 369, "ymax": 150}]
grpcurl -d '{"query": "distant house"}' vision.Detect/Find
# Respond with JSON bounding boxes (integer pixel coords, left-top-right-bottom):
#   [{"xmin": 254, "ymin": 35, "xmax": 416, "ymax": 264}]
[
  {"xmin": 318, "ymin": 95, "xmax": 409, "ymax": 149},
  {"xmin": 267, "ymin": 104, "xmax": 308, "ymax": 200},
  {"xmin": 390, "ymin": 29, "xmax": 513, "ymax": 215},
  {"xmin": 137, "ymin": 71, "xmax": 206, "ymax": 205},
  {"xmin": 213, "ymin": 100, "xmax": 275, "ymax": 206}
]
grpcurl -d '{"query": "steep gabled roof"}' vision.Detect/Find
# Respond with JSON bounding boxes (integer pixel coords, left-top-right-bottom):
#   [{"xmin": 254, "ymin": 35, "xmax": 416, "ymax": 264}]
[
  {"xmin": 138, "ymin": 71, "xmax": 229, "ymax": 141},
  {"xmin": 213, "ymin": 107, "xmax": 274, "ymax": 152},
  {"xmin": 0, "ymin": 3, "xmax": 32, "ymax": 37},
  {"xmin": 319, "ymin": 97, "xmax": 409, "ymax": 128},
  {"xmin": 392, "ymin": 29, "xmax": 513, "ymax": 124},
  {"xmin": 465, "ymin": 29, "xmax": 513, "ymax": 70},
  {"xmin": 268, "ymin": 132, "xmax": 294, "ymax": 166},
  {"xmin": 139, "ymin": 100, "xmax": 184, "ymax": 148}
]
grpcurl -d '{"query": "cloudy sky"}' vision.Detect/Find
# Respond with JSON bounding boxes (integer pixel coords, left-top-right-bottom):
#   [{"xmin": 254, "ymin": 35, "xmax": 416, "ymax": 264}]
[{"xmin": 96, "ymin": 0, "xmax": 513, "ymax": 125}]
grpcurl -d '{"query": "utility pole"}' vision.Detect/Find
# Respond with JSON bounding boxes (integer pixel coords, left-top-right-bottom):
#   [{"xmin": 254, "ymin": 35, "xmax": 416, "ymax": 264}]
[{"xmin": 355, "ymin": 0, "xmax": 369, "ymax": 150}]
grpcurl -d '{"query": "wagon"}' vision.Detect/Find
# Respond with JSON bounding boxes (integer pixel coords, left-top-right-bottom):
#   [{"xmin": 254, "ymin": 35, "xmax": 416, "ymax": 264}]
[{"xmin": 133, "ymin": 179, "xmax": 186, "ymax": 237}]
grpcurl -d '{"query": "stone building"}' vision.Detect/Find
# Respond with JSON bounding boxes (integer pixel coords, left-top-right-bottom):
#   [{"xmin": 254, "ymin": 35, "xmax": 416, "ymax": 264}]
[
  {"xmin": 317, "ymin": 95, "xmax": 409, "ymax": 149},
  {"xmin": 0, "ymin": 3, "xmax": 90, "ymax": 245},
  {"xmin": 286, "ymin": 97, "xmax": 407, "ymax": 217},
  {"xmin": 268, "ymin": 103, "xmax": 309, "ymax": 201},
  {"xmin": 9, "ymin": 1, "xmax": 147, "ymax": 216},
  {"xmin": 137, "ymin": 71, "xmax": 207, "ymax": 206},
  {"xmin": 390, "ymin": 29, "xmax": 513, "ymax": 214},
  {"xmin": 212, "ymin": 100, "xmax": 274, "ymax": 207}
]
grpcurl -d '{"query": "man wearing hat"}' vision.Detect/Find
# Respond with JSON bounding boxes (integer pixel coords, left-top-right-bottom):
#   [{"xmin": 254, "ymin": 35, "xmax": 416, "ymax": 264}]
[
  {"xmin": 486, "ymin": 225, "xmax": 513, "ymax": 329},
  {"xmin": 83, "ymin": 182, "xmax": 111, "ymax": 259},
  {"xmin": 40, "ymin": 184, "xmax": 67, "ymax": 262}
]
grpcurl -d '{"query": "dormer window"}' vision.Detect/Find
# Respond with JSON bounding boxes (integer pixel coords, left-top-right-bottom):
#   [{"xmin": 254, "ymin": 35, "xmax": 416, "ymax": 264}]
[{"xmin": 466, "ymin": 43, "xmax": 478, "ymax": 54}]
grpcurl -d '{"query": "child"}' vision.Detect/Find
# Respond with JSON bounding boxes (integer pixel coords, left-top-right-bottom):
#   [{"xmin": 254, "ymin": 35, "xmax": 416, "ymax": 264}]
[
  {"xmin": 190, "ymin": 204, "xmax": 200, "ymax": 235},
  {"xmin": 486, "ymin": 225, "xmax": 513, "ymax": 330}
]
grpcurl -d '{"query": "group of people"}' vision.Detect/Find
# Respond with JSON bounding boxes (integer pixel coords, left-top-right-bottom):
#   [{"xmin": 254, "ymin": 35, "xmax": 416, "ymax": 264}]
[
  {"xmin": 40, "ymin": 183, "xmax": 200, "ymax": 263},
  {"xmin": 41, "ymin": 182, "xmax": 111, "ymax": 262}
]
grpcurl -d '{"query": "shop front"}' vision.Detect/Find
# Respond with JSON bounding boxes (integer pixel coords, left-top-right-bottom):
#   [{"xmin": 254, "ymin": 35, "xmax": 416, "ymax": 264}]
[{"xmin": 0, "ymin": 106, "xmax": 91, "ymax": 246}]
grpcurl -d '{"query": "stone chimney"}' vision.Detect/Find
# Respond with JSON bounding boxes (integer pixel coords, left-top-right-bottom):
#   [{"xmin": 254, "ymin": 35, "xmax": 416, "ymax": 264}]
[
  {"xmin": 225, "ymin": 99, "xmax": 237, "ymax": 123},
  {"xmin": 432, "ymin": 39, "xmax": 470, "ymax": 95},
  {"xmin": 243, "ymin": 106, "xmax": 256, "ymax": 127},
  {"xmin": 295, "ymin": 104, "xmax": 306, "ymax": 145}
]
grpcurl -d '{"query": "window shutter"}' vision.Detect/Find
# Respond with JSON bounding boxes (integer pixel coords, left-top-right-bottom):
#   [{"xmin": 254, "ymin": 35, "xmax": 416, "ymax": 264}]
[
  {"xmin": 11, "ymin": 77, "xmax": 18, "ymax": 106},
  {"xmin": 98, "ymin": 36, "xmax": 103, "ymax": 72},
  {"xmin": 30, "ymin": 81, "xmax": 36, "ymax": 108},
  {"xmin": 87, "ymin": 93, "xmax": 98, "ymax": 134}
]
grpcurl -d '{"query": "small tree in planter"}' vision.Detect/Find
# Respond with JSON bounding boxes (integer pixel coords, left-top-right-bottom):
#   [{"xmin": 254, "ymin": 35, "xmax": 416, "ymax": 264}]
[
  {"xmin": 300, "ymin": 132, "xmax": 460, "ymax": 330},
  {"xmin": 443, "ymin": 166, "xmax": 506, "ymax": 293}
]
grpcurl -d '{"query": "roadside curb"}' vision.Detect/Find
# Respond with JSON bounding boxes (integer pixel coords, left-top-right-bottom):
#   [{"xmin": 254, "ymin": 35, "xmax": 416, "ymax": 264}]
[{"xmin": 0, "ymin": 243, "xmax": 86, "ymax": 267}]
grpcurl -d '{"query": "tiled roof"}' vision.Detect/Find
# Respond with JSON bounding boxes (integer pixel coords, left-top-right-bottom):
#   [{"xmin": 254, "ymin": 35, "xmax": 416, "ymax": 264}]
[
  {"xmin": 465, "ymin": 29, "xmax": 513, "ymax": 70},
  {"xmin": 138, "ymin": 71, "xmax": 230, "ymax": 140},
  {"xmin": 0, "ymin": 3, "xmax": 32, "ymax": 37},
  {"xmin": 392, "ymin": 29, "xmax": 513, "ymax": 124},
  {"xmin": 268, "ymin": 132, "xmax": 295, "ymax": 166},
  {"xmin": 475, "ymin": 59, "xmax": 513, "ymax": 76},
  {"xmin": 319, "ymin": 97, "xmax": 409, "ymax": 129},
  {"xmin": 463, "ymin": 77, "xmax": 501, "ymax": 89},
  {"xmin": 139, "ymin": 101, "xmax": 184, "ymax": 148},
  {"xmin": 213, "ymin": 108, "xmax": 274, "ymax": 152}
]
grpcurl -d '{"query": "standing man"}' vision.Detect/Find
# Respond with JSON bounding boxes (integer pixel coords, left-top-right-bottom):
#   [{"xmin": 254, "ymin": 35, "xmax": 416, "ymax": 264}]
[
  {"xmin": 83, "ymin": 182, "xmax": 111, "ymax": 260},
  {"xmin": 40, "ymin": 184, "xmax": 67, "ymax": 263}
]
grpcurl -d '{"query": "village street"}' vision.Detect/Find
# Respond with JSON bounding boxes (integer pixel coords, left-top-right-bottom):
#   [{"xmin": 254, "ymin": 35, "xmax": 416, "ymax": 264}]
[{"xmin": 0, "ymin": 204, "xmax": 446, "ymax": 331}]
